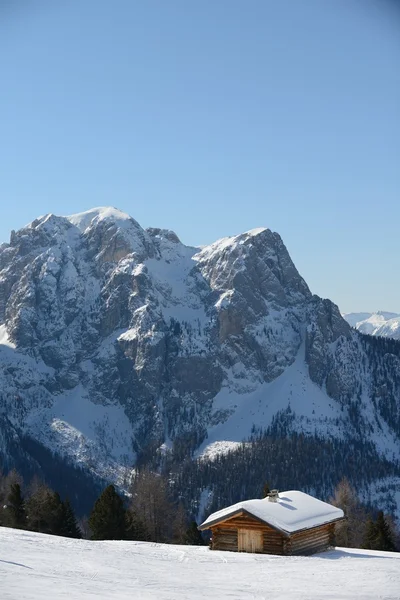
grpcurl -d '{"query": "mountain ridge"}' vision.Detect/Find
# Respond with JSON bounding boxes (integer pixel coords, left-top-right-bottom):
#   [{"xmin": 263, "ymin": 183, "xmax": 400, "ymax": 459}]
[
  {"xmin": 343, "ymin": 311, "xmax": 400, "ymax": 339},
  {"xmin": 0, "ymin": 207, "xmax": 399, "ymax": 516}
]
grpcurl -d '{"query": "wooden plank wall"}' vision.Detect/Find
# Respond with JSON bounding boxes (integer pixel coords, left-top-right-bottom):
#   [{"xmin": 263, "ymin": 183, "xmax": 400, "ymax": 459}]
[
  {"xmin": 210, "ymin": 513, "xmax": 337, "ymax": 555},
  {"xmin": 211, "ymin": 526, "xmax": 238, "ymax": 552},
  {"xmin": 286, "ymin": 523, "xmax": 333, "ymax": 556},
  {"xmin": 211, "ymin": 513, "xmax": 284, "ymax": 554}
]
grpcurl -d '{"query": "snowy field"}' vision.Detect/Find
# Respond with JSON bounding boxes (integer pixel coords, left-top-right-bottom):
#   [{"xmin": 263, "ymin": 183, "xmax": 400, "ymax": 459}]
[{"xmin": 1, "ymin": 528, "xmax": 399, "ymax": 600}]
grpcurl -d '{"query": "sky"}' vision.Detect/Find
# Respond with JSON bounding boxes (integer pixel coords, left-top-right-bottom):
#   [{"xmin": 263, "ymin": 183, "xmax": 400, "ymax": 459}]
[{"xmin": 0, "ymin": 0, "xmax": 399, "ymax": 314}]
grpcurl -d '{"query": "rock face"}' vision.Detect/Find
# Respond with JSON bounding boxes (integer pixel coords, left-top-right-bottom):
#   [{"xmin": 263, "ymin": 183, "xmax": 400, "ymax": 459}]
[{"xmin": 0, "ymin": 207, "xmax": 399, "ymax": 493}]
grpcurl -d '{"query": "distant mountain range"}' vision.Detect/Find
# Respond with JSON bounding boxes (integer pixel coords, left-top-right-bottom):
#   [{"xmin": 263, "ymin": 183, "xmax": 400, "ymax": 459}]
[
  {"xmin": 343, "ymin": 312, "xmax": 400, "ymax": 339},
  {"xmin": 0, "ymin": 207, "xmax": 399, "ymax": 518}
]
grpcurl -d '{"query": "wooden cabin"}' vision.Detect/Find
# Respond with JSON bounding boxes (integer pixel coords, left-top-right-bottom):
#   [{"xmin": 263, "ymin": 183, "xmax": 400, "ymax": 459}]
[{"xmin": 198, "ymin": 490, "xmax": 344, "ymax": 556}]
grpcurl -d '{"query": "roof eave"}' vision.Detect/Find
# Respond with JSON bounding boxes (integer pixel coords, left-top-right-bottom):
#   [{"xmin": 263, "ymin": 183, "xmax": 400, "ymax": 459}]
[
  {"xmin": 281, "ymin": 515, "xmax": 346, "ymax": 536},
  {"xmin": 199, "ymin": 510, "xmax": 345, "ymax": 535},
  {"xmin": 198, "ymin": 508, "xmax": 245, "ymax": 531},
  {"xmin": 198, "ymin": 508, "xmax": 290, "ymax": 535}
]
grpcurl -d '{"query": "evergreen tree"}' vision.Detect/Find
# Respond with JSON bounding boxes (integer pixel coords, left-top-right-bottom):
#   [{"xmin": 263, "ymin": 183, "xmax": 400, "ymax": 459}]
[
  {"xmin": 24, "ymin": 486, "xmax": 69, "ymax": 536},
  {"xmin": 126, "ymin": 507, "xmax": 149, "ymax": 541},
  {"xmin": 60, "ymin": 499, "xmax": 81, "ymax": 539},
  {"xmin": 25, "ymin": 484, "xmax": 57, "ymax": 534},
  {"xmin": 0, "ymin": 469, "xmax": 23, "ymax": 527},
  {"xmin": 89, "ymin": 485, "xmax": 127, "ymax": 540},
  {"xmin": 363, "ymin": 517, "xmax": 377, "ymax": 550},
  {"xmin": 48, "ymin": 492, "xmax": 66, "ymax": 536},
  {"xmin": 185, "ymin": 521, "xmax": 205, "ymax": 545},
  {"xmin": 374, "ymin": 511, "xmax": 396, "ymax": 552},
  {"xmin": 384, "ymin": 513, "xmax": 400, "ymax": 551},
  {"xmin": 7, "ymin": 483, "xmax": 26, "ymax": 529}
]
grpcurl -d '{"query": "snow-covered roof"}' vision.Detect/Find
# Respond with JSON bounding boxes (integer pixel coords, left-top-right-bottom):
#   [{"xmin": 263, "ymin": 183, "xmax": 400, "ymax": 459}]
[{"xmin": 199, "ymin": 490, "xmax": 344, "ymax": 534}]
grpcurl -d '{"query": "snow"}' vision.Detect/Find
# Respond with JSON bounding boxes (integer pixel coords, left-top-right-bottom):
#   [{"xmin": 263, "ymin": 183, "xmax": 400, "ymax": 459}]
[
  {"xmin": 146, "ymin": 252, "xmax": 196, "ymax": 299},
  {"xmin": 142, "ymin": 234, "xmax": 210, "ymax": 352},
  {"xmin": 343, "ymin": 311, "xmax": 400, "ymax": 339},
  {"xmin": 66, "ymin": 207, "xmax": 133, "ymax": 233},
  {"xmin": 197, "ymin": 331, "xmax": 400, "ymax": 463},
  {"xmin": 197, "ymin": 339, "xmax": 345, "ymax": 457},
  {"xmin": 200, "ymin": 490, "xmax": 344, "ymax": 533},
  {"xmin": 245, "ymin": 227, "xmax": 268, "ymax": 236},
  {"xmin": 193, "ymin": 228, "xmax": 270, "ymax": 275},
  {"xmin": 0, "ymin": 324, "xmax": 15, "ymax": 348},
  {"xmin": 1, "ymin": 528, "xmax": 399, "ymax": 600},
  {"xmin": 200, "ymin": 440, "xmax": 244, "ymax": 461},
  {"xmin": 24, "ymin": 385, "xmax": 135, "ymax": 485},
  {"xmin": 197, "ymin": 487, "xmax": 213, "ymax": 523},
  {"xmin": 2, "ymin": 207, "xmax": 400, "ymax": 518}
]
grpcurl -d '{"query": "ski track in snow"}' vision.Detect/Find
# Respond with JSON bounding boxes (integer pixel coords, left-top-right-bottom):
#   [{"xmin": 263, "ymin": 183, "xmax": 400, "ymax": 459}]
[{"xmin": 1, "ymin": 528, "xmax": 399, "ymax": 600}]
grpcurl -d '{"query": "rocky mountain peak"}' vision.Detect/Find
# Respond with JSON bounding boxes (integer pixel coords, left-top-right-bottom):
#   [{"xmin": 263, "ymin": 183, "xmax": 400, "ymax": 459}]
[{"xmin": 0, "ymin": 207, "xmax": 399, "ymax": 516}]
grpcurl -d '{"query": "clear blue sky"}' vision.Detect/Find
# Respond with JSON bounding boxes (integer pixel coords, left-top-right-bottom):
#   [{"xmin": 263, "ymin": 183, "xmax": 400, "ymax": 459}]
[{"xmin": 1, "ymin": 0, "xmax": 399, "ymax": 313}]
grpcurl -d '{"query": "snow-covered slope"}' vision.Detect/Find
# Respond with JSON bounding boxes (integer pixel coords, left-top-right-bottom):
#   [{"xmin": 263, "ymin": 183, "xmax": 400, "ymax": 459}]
[
  {"xmin": 343, "ymin": 311, "xmax": 400, "ymax": 339},
  {"xmin": 1, "ymin": 527, "xmax": 399, "ymax": 600},
  {"xmin": 0, "ymin": 207, "xmax": 400, "ymax": 509}
]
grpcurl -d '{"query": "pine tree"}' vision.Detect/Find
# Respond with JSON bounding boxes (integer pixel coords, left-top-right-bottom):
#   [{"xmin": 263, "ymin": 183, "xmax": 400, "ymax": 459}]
[
  {"xmin": 185, "ymin": 521, "xmax": 205, "ymax": 545},
  {"xmin": 126, "ymin": 508, "xmax": 149, "ymax": 541},
  {"xmin": 384, "ymin": 513, "xmax": 400, "ymax": 551},
  {"xmin": 7, "ymin": 483, "xmax": 26, "ymax": 529},
  {"xmin": 0, "ymin": 469, "xmax": 23, "ymax": 527},
  {"xmin": 25, "ymin": 484, "xmax": 58, "ymax": 534},
  {"xmin": 363, "ymin": 517, "xmax": 377, "ymax": 550},
  {"xmin": 374, "ymin": 511, "xmax": 396, "ymax": 552},
  {"xmin": 89, "ymin": 485, "xmax": 127, "ymax": 540},
  {"xmin": 48, "ymin": 492, "xmax": 66, "ymax": 536},
  {"xmin": 60, "ymin": 499, "xmax": 81, "ymax": 539}
]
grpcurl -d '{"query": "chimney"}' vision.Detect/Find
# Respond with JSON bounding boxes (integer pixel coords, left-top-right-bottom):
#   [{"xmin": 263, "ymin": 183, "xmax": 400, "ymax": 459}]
[{"xmin": 268, "ymin": 489, "xmax": 279, "ymax": 502}]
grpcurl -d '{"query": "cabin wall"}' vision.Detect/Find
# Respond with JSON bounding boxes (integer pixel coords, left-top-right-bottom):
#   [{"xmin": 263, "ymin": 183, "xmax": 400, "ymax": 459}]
[
  {"xmin": 210, "ymin": 513, "xmax": 285, "ymax": 555},
  {"xmin": 211, "ymin": 526, "xmax": 238, "ymax": 552},
  {"xmin": 210, "ymin": 515, "xmax": 338, "ymax": 556},
  {"xmin": 286, "ymin": 523, "xmax": 334, "ymax": 556}
]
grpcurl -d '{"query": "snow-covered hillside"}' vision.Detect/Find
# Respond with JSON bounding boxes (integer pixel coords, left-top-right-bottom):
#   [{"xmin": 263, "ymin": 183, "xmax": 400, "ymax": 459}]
[
  {"xmin": 343, "ymin": 311, "xmax": 400, "ymax": 339},
  {"xmin": 1, "ymin": 207, "xmax": 400, "ymax": 513},
  {"xmin": 1, "ymin": 528, "xmax": 399, "ymax": 600}
]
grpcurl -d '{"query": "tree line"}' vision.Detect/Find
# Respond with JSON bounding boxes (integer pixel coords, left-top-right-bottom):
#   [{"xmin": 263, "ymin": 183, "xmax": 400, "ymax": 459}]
[
  {"xmin": 169, "ymin": 431, "xmax": 400, "ymax": 522},
  {"xmin": 0, "ymin": 468, "xmax": 204, "ymax": 545},
  {"xmin": 1, "ymin": 469, "xmax": 398, "ymax": 552},
  {"xmin": 329, "ymin": 478, "xmax": 398, "ymax": 552},
  {"xmin": 0, "ymin": 470, "xmax": 81, "ymax": 538}
]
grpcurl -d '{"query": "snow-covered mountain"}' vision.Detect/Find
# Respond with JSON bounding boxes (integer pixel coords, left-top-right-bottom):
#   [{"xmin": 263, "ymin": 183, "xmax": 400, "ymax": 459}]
[
  {"xmin": 343, "ymin": 311, "xmax": 400, "ymax": 339},
  {"xmin": 0, "ymin": 207, "xmax": 399, "ymax": 513}
]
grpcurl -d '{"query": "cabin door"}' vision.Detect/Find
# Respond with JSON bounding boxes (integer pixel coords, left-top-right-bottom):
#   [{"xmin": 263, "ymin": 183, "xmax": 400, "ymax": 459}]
[{"xmin": 238, "ymin": 528, "xmax": 263, "ymax": 553}]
